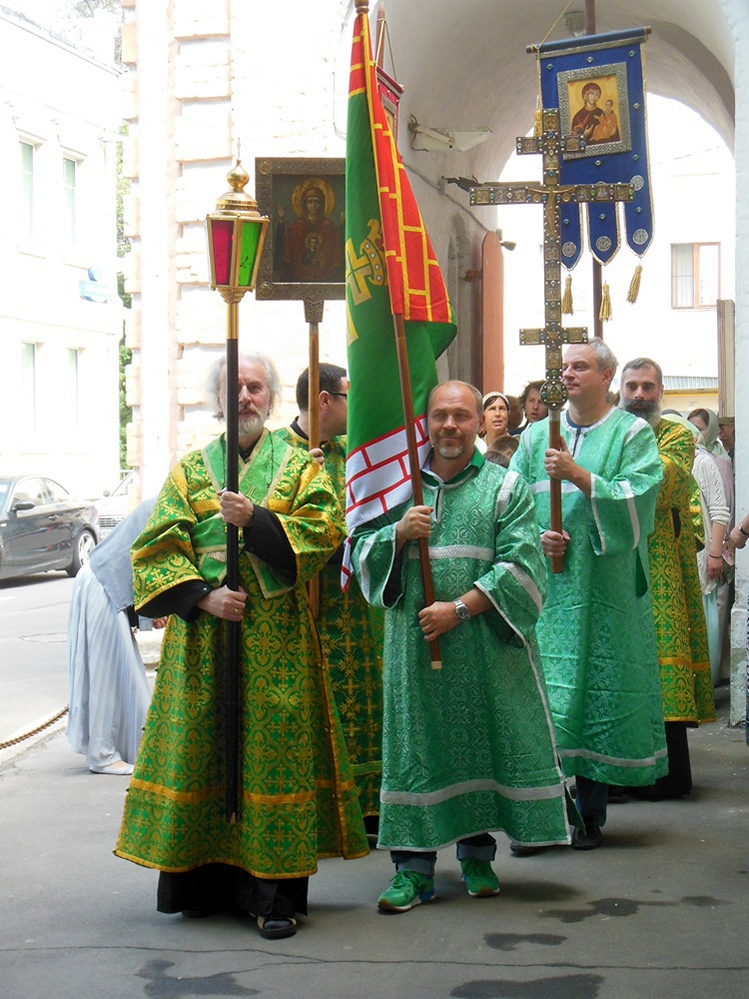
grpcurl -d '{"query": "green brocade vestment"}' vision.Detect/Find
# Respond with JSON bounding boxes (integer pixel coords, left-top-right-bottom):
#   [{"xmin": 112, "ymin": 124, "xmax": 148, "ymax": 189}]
[
  {"xmin": 274, "ymin": 426, "xmax": 384, "ymax": 818},
  {"xmin": 649, "ymin": 419, "xmax": 714, "ymax": 723},
  {"xmin": 511, "ymin": 408, "xmax": 668, "ymax": 786},
  {"xmin": 115, "ymin": 432, "xmax": 369, "ymax": 878},
  {"xmin": 351, "ymin": 455, "xmax": 570, "ymax": 851}
]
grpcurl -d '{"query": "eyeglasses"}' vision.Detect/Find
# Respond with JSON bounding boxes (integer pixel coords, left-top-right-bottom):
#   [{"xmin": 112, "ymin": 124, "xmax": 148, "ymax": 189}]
[{"xmin": 330, "ymin": 392, "xmax": 348, "ymax": 399}]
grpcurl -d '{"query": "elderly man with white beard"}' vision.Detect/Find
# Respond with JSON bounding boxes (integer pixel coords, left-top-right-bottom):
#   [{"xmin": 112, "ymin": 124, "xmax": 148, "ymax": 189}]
[{"xmin": 115, "ymin": 352, "xmax": 368, "ymax": 940}]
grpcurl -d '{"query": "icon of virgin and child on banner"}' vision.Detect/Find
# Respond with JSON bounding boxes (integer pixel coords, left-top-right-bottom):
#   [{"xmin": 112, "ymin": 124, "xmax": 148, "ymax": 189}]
[{"xmin": 536, "ymin": 28, "xmax": 653, "ymax": 294}]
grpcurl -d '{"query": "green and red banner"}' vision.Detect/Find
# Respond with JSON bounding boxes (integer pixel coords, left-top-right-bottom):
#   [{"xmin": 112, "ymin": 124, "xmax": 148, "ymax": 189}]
[{"xmin": 344, "ymin": 8, "xmax": 455, "ymax": 581}]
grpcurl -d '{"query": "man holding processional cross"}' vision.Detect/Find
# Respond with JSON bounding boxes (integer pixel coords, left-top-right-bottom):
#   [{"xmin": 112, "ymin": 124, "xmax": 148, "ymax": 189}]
[{"xmin": 511, "ymin": 339, "xmax": 667, "ymax": 850}]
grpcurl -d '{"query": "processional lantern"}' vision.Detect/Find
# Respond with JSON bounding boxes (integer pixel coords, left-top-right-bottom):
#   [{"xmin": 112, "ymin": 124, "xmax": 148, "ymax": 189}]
[
  {"xmin": 206, "ymin": 159, "xmax": 269, "ymax": 303},
  {"xmin": 205, "ymin": 158, "xmax": 269, "ymax": 825}
]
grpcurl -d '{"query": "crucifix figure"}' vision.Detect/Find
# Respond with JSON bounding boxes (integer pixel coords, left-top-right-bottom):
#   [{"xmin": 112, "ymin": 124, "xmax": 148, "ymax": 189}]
[{"xmin": 469, "ymin": 108, "xmax": 633, "ymax": 571}]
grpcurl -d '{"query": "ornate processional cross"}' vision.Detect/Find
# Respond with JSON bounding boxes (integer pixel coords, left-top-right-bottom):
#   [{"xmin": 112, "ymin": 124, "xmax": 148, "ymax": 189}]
[{"xmin": 468, "ymin": 108, "xmax": 633, "ymax": 571}]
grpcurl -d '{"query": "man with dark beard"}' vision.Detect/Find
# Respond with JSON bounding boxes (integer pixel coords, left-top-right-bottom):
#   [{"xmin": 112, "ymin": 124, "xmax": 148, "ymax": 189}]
[{"xmin": 619, "ymin": 358, "xmax": 715, "ymax": 799}]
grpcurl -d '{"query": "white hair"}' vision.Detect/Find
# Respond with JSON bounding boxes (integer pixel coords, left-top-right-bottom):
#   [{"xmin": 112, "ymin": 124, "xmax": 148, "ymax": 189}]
[{"xmin": 206, "ymin": 351, "xmax": 282, "ymax": 419}]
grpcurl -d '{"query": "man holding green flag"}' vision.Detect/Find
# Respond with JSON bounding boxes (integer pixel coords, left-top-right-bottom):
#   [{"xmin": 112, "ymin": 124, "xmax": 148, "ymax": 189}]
[{"xmin": 346, "ymin": 3, "xmax": 570, "ymax": 914}]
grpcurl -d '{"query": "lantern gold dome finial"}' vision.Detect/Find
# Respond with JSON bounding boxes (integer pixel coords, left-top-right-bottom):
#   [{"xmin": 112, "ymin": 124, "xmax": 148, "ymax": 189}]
[
  {"xmin": 215, "ymin": 158, "xmax": 259, "ymax": 214},
  {"xmin": 227, "ymin": 159, "xmax": 250, "ymax": 194}
]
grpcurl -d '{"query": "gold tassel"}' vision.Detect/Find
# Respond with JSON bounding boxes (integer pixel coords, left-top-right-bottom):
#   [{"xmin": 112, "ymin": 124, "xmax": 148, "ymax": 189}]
[
  {"xmin": 562, "ymin": 273, "xmax": 573, "ymax": 314},
  {"xmin": 627, "ymin": 263, "xmax": 643, "ymax": 304},
  {"xmin": 599, "ymin": 281, "xmax": 612, "ymax": 322},
  {"xmin": 534, "ymin": 109, "xmax": 543, "ymax": 137}
]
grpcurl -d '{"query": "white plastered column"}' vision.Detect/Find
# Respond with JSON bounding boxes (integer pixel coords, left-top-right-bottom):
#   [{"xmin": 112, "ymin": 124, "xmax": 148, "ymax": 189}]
[{"xmin": 726, "ymin": 0, "xmax": 749, "ymax": 725}]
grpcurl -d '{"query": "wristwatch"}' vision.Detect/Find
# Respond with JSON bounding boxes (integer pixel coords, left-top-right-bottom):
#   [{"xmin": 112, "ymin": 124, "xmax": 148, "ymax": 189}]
[{"xmin": 453, "ymin": 598, "xmax": 471, "ymax": 622}]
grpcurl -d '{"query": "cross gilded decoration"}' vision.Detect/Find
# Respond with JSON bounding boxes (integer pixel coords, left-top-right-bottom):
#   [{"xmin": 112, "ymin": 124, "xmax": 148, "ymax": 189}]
[{"xmin": 468, "ymin": 108, "xmax": 634, "ymax": 570}]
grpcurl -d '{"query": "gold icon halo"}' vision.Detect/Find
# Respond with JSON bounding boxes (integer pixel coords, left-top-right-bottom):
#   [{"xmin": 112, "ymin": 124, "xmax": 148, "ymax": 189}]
[{"xmin": 291, "ymin": 177, "xmax": 337, "ymax": 219}]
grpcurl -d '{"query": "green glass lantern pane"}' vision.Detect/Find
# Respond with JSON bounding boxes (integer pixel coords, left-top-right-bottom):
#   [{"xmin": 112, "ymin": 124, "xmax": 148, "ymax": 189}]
[{"xmin": 237, "ymin": 221, "xmax": 263, "ymax": 287}]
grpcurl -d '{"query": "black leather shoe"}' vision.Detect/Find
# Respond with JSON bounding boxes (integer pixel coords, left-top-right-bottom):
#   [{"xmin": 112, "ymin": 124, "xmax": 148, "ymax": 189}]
[
  {"xmin": 509, "ymin": 841, "xmax": 550, "ymax": 857},
  {"xmin": 571, "ymin": 821, "xmax": 602, "ymax": 850}
]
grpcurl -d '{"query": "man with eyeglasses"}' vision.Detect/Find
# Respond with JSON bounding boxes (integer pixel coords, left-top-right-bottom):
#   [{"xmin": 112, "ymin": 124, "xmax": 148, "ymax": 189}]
[{"xmin": 275, "ymin": 363, "xmax": 384, "ymax": 831}]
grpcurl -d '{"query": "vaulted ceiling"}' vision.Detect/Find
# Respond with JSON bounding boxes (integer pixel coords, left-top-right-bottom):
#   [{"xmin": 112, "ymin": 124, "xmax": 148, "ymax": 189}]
[{"xmin": 378, "ymin": 0, "xmax": 735, "ymax": 178}]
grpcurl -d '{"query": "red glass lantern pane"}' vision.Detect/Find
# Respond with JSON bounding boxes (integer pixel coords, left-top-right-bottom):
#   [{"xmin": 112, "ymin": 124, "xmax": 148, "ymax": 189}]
[{"xmin": 210, "ymin": 219, "xmax": 235, "ymax": 286}]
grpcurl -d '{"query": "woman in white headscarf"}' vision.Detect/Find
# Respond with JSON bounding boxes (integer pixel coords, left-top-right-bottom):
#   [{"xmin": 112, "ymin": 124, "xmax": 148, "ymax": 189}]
[{"xmin": 481, "ymin": 391, "xmax": 512, "ymax": 450}]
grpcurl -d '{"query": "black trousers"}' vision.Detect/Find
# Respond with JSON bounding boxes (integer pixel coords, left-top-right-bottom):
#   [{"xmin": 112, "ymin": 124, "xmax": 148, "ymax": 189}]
[
  {"xmin": 157, "ymin": 864, "xmax": 309, "ymax": 917},
  {"xmin": 655, "ymin": 720, "xmax": 693, "ymax": 797}
]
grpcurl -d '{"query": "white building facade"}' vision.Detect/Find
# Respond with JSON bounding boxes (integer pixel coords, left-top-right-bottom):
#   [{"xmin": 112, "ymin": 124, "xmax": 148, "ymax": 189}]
[{"xmin": 0, "ymin": 8, "xmax": 123, "ymax": 496}]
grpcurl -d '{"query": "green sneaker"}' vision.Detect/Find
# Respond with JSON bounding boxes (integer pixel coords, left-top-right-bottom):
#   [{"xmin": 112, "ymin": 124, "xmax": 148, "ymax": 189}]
[
  {"xmin": 378, "ymin": 870, "xmax": 435, "ymax": 912},
  {"xmin": 460, "ymin": 857, "xmax": 501, "ymax": 897}
]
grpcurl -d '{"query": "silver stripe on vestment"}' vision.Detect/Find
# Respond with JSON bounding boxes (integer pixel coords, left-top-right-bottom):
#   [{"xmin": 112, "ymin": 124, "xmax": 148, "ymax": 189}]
[
  {"xmin": 406, "ymin": 544, "xmax": 494, "ymax": 562},
  {"xmin": 558, "ymin": 746, "xmax": 669, "ymax": 767},
  {"xmin": 495, "ymin": 470, "xmax": 518, "ymax": 519},
  {"xmin": 497, "ymin": 561, "xmax": 543, "ymax": 613},
  {"xmin": 624, "ymin": 415, "xmax": 650, "ymax": 444},
  {"xmin": 529, "ymin": 480, "xmax": 579, "ymax": 495},
  {"xmin": 620, "ymin": 478, "xmax": 639, "ymax": 547},
  {"xmin": 590, "ymin": 474, "xmax": 605, "ymax": 554},
  {"xmin": 381, "ymin": 776, "xmax": 566, "ymax": 807},
  {"xmin": 354, "ymin": 532, "xmax": 379, "ymax": 603}
]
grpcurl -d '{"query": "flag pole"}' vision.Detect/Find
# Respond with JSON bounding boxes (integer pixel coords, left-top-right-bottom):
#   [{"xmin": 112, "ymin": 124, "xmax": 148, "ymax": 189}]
[
  {"xmin": 393, "ymin": 313, "xmax": 442, "ymax": 669},
  {"xmin": 305, "ymin": 297, "xmax": 323, "ymax": 618}
]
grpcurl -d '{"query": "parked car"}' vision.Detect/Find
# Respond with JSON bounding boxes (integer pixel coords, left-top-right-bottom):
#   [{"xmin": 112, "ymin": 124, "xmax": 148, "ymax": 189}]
[
  {"xmin": 95, "ymin": 470, "xmax": 139, "ymax": 539},
  {"xmin": 0, "ymin": 474, "xmax": 99, "ymax": 581}
]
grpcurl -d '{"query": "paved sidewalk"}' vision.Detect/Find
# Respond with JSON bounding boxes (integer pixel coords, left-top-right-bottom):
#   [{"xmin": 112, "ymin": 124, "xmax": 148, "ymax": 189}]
[{"xmin": 1, "ymin": 686, "xmax": 747, "ymax": 999}]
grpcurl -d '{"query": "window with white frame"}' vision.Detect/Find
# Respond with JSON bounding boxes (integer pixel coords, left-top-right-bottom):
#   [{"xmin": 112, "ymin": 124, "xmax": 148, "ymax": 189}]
[
  {"xmin": 20, "ymin": 141, "xmax": 34, "ymax": 237},
  {"xmin": 63, "ymin": 156, "xmax": 77, "ymax": 245},
  {"xmin": 671, "ymin": 242, "xmax": 720, "ymax": 308},
  {"xmin": 21, "ymin": 342, "xmax": 37, "ymax": 433},
  {"xmin": 65, "ymin": 347, "xmax": 81, "ymax": 434}
]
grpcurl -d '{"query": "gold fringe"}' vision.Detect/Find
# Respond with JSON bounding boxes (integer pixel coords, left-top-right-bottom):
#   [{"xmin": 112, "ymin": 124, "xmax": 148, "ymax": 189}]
[
  {"xmin": 562, "ymin": 273, "xmax": 573, "ymax": 314},
  {"xmin": 599, "ymin": 281, "xmax": 612, "ymax": 322},
  {"xmin": 627, "ymin": 263, "xmax": 643, "ymax": 304},
  {"xmin": 534, "ymin": 109, "xmax": 543, "ymax": 137}
]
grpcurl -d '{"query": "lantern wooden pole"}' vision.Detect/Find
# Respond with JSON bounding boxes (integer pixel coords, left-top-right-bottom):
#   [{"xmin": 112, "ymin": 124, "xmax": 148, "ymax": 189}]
[
  {"xmin": 224, "ymin": 302, "xmax": 241, "ymax": 823},
  {"xmin": 206, "ymin": 157, "xmax": 269, "ymax": 824}
]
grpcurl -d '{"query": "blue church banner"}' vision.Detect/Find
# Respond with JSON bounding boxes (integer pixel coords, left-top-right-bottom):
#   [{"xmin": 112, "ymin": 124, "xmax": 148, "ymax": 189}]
[{"xmin": 537, "ymin": 29, "xmax": 653, "ymax": 269}]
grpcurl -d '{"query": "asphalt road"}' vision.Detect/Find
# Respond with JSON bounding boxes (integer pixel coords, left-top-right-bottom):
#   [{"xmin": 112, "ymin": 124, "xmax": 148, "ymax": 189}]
[{"xmin": 0, "ymin": 571, "xmax": 75, "ymax": 743}]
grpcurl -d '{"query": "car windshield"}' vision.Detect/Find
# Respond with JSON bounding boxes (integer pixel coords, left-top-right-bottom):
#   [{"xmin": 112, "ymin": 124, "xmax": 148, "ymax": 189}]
[{"xmin": 0, "ymin": 481, "xmax": 9, "ymax": 509}]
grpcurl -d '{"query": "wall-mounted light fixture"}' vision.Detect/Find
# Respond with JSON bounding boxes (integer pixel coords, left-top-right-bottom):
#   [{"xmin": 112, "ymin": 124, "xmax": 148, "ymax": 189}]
[{"xmin": 409, "ymin": 115, "xmax": 491, "ymax": 152}]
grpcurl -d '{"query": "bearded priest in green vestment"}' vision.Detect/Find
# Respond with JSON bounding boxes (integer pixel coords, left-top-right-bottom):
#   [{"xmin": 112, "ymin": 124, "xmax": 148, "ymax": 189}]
[
  {"xmin": 115, "ymin": 353, "xmax": 368, "ymax": 940},
  {"xmin": 274, "ymin": 363, "xmax": 384, "ymax": 826},
  {"xmin": 351, "ymin": 380, "xmax": 570, "ymax": 914},
  {"xmin": 511, "ymin": 340, "xmax": 667, "ymax": 852},
  {"xmin": 619, "ymin": 357, "xmax": 715, "ymax": 800}
]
